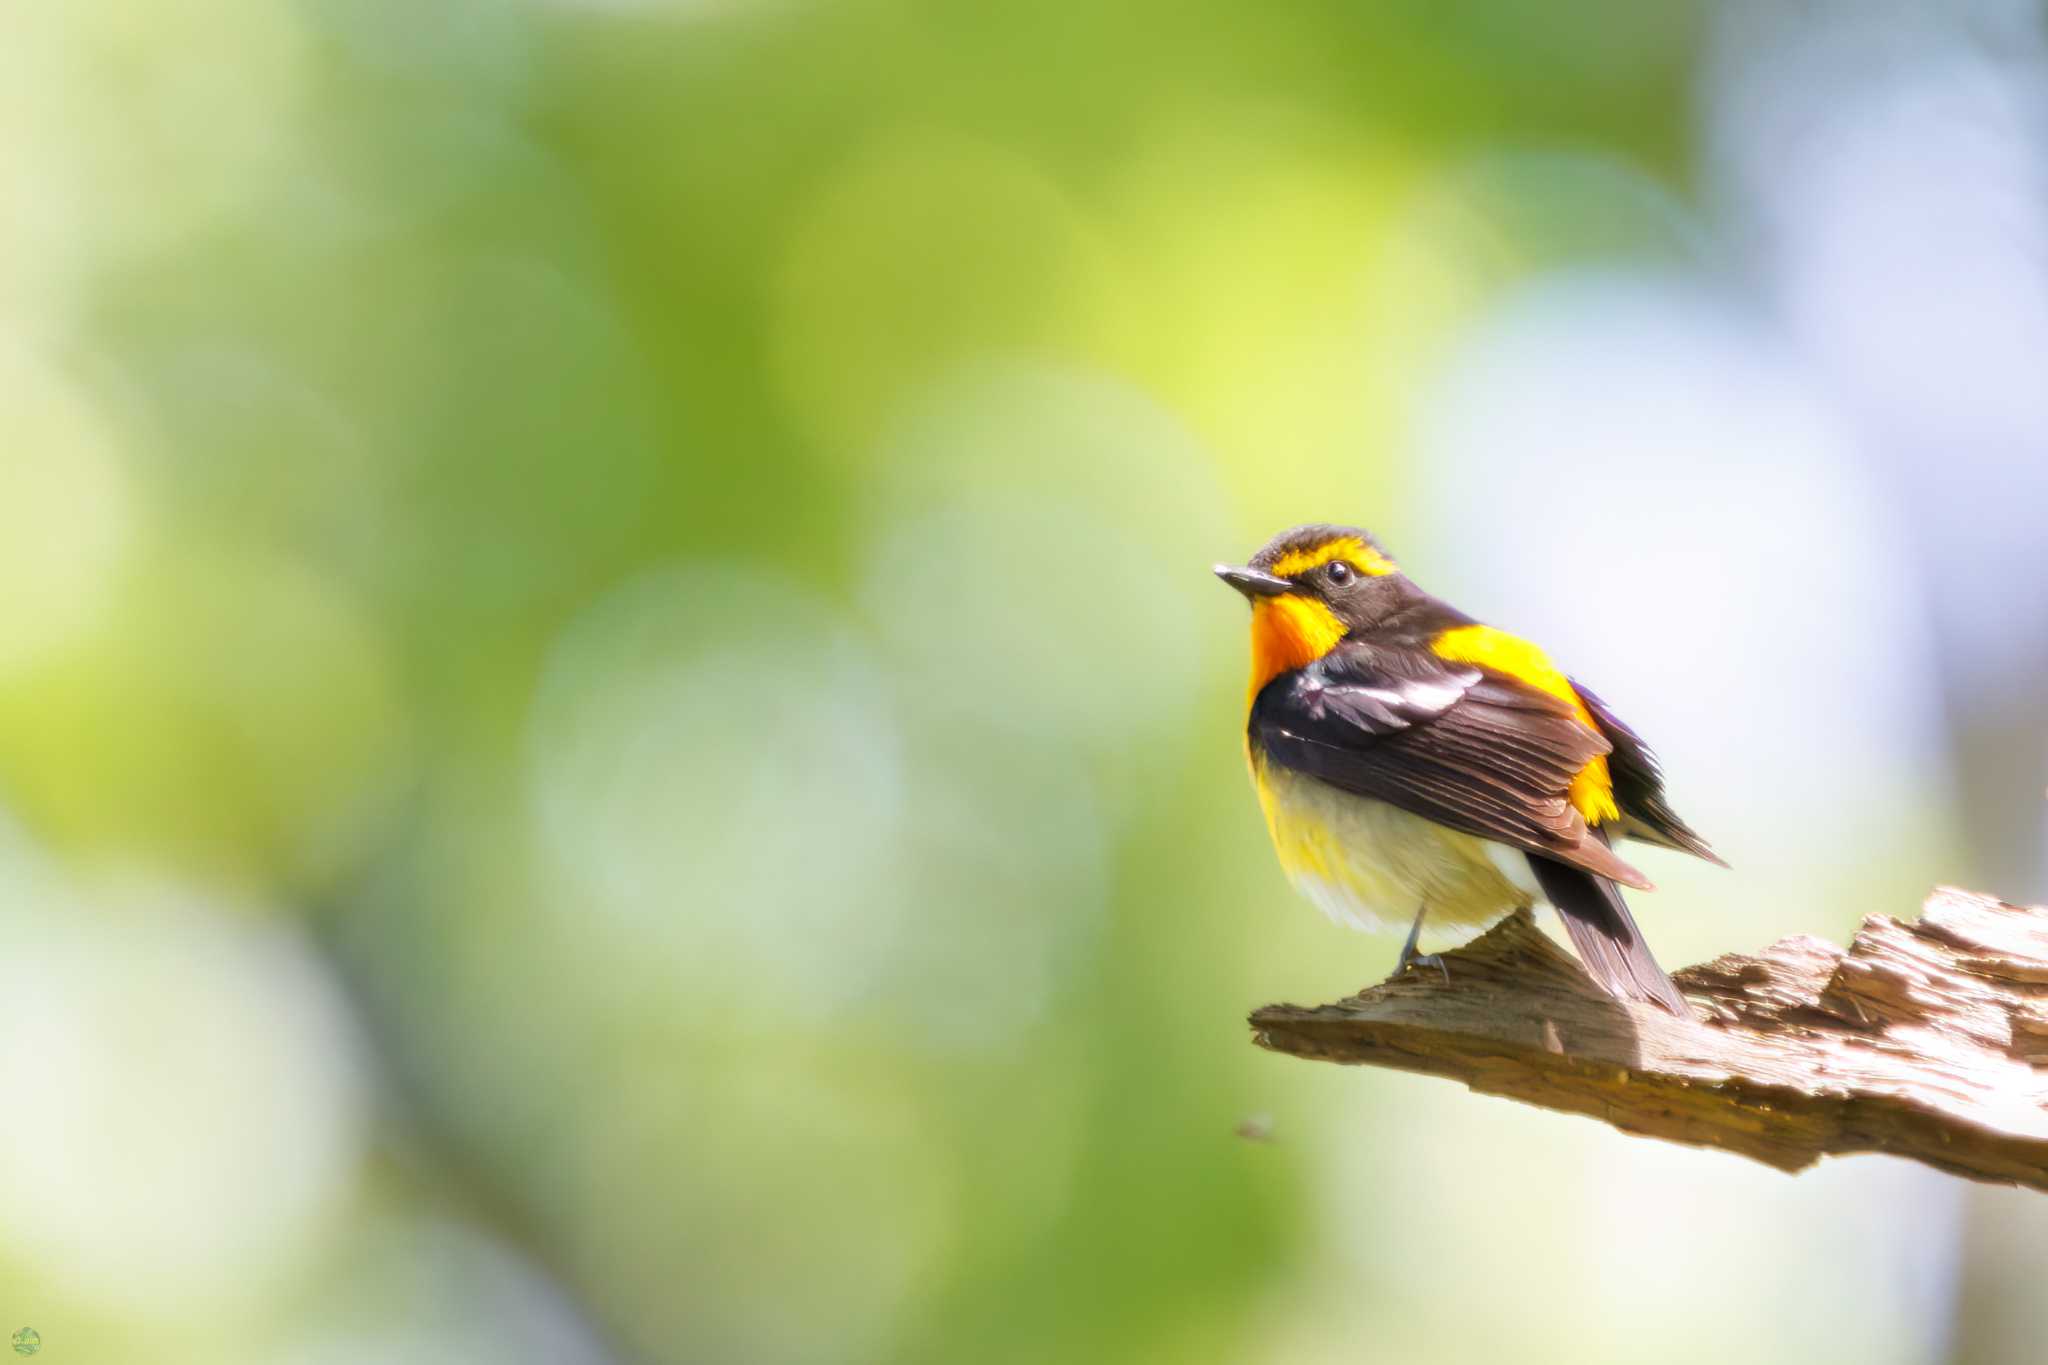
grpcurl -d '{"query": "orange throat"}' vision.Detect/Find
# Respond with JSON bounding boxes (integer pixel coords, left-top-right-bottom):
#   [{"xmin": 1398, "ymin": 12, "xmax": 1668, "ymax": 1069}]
[{"xmin": 1245, "ymin": 596, "xmax": 1346, "ymax": 704}]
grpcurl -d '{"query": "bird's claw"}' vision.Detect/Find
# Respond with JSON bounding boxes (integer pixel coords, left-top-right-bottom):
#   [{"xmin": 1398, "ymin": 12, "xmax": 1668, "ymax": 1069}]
[{"xmin": 1389, "ymin": 943, "xmax": 1451, "ymax": 986}]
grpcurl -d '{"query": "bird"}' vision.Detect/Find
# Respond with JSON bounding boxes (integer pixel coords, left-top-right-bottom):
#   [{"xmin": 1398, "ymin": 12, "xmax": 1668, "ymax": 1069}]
[{"xmin": 1215, "ymin": 523, "xmax": 1723, "ymax": 1015}]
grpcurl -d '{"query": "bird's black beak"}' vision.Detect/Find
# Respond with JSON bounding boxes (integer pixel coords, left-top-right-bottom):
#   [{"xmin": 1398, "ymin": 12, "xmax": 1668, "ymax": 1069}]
[{"xmin": 1213, "ymin": 564, "xmax": 1294, "ymax": 599}]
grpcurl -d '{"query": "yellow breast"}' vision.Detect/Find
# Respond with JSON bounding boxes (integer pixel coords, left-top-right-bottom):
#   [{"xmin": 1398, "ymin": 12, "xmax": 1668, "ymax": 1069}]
[{"xmin": 1250, "ymin": 746, "xmax": 1536, "ymax": 934}]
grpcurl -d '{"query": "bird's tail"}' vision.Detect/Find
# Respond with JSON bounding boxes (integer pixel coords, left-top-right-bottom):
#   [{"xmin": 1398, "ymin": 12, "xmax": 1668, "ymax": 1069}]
[{"xmin": 1528, "ymin": 851, "xmax": 1689, "ymax": 1017}]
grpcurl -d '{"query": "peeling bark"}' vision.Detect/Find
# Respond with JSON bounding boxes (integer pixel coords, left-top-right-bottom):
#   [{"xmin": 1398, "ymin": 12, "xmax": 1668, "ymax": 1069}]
[{"xmin": 1250, "ymin": 887, "xmax": 2048, "ymax": 1190}]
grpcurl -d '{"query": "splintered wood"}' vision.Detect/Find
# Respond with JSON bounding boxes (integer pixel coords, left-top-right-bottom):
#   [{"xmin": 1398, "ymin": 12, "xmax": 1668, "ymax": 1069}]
[{"xmin": 1250, "ymin": 888, "xmax": 2048, "ymax": 1189}]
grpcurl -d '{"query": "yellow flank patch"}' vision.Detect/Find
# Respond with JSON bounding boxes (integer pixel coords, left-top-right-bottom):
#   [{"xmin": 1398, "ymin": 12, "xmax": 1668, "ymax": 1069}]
[
  {"xmin": 1266, "ymin": 536, "xmax": 1398, "ymax": 580},
  {"xmin": 1430, "ymin": 624, "xmax": 1620, "ymax": 826},
  {"xmin": 1246, "ymin": 595, "xmax": 1346, "ymax": 703}
]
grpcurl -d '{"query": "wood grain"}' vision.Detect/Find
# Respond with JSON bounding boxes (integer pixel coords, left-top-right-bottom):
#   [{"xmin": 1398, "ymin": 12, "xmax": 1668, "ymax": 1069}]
[{"xmin": 1250, "ymin": 887, "xmax": 2048, "ymax": 1189}]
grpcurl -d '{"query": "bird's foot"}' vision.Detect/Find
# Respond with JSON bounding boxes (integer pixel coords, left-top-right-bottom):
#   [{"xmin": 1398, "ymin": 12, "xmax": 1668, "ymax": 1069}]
[{"xmin": 1389, "ymin": 943, "xmax": 1451, "ymax": 986}]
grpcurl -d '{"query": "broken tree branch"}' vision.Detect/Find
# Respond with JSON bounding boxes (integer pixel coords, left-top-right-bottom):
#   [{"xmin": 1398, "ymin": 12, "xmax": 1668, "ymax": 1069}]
[{"xmin": 1250, "ymin": 887, "xmax": 2048, "ymax": 1191}]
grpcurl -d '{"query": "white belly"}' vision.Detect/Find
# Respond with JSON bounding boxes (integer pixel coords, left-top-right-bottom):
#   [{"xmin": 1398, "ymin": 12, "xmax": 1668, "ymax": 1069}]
[{"xmin": 1253, "ymin": 756, "xmax": 1540, "ymax": 935}]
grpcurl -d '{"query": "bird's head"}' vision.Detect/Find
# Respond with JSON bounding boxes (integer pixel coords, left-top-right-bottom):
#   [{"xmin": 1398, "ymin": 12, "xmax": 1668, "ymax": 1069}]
[{"xmin": 1214, "ymin": 524, "xmax": 1406, "ymax": 698}]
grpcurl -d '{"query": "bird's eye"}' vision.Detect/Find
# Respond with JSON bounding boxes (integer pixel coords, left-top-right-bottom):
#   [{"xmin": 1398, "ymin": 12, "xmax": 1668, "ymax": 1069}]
[{"xmin": 1325, "ymin": 560, "xmax": 1354, "ymax": 586}]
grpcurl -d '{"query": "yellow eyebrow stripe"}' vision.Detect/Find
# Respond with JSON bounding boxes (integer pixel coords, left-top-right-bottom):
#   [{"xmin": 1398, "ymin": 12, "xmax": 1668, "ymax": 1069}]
[
  {"xmin": 1430, "ymin": 624, "xmax": 1620, "ymax": 827},
  {"xmin": 1266, "ymin": 537, "xmax": 1398, "ymax": 579}
]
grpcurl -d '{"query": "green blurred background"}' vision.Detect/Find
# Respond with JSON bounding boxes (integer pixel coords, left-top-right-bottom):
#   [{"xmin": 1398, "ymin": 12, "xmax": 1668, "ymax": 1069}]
[{"xmin": 5, "ymin": 0, "xmax": 2048, "ymax": 1361}]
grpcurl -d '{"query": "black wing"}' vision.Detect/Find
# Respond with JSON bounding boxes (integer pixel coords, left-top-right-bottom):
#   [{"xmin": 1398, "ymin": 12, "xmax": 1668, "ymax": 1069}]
[
  {"xmin": 1251, "ymin": 643, "xmax": 1653, "ymax": 889},
  {"xmin": 1571, "ymin": 680, "xmax": 1726, "ymax": 867}
]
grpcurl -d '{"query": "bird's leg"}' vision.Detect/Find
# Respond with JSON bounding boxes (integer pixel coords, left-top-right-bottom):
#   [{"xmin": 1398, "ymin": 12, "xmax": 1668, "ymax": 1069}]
[
  {"xmin": 1394, "ymin": 903, "xmax": 1427, "ymax": 971},
  {"xmin": 1391, "ymin": 903, "xmax": 1450, "ymax": 985}
]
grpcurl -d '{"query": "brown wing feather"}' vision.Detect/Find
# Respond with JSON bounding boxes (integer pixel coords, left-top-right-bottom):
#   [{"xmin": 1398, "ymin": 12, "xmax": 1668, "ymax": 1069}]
[
  {"xmin": 1570, "ymin": 680, "xmax": 1726, "ymax": 867},
  {"xmin": 1251, "ymin": 644, "xmax": 1654, "ymax": 889}
]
